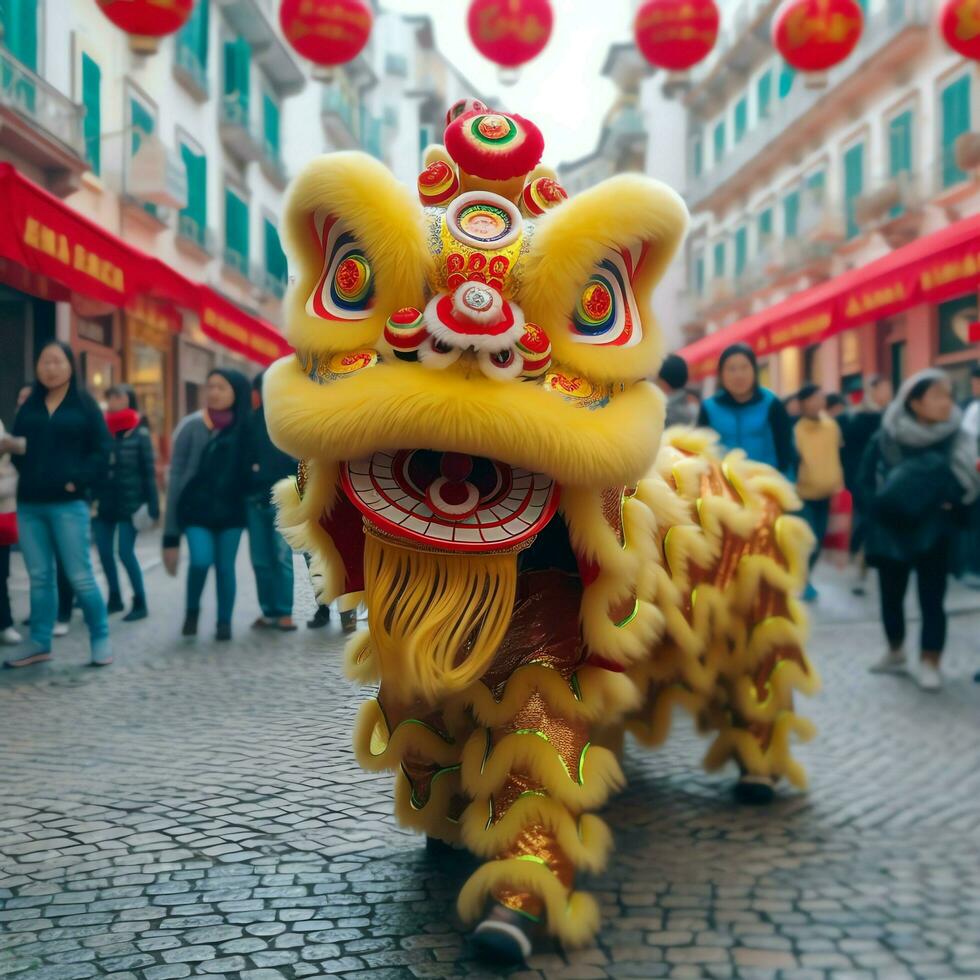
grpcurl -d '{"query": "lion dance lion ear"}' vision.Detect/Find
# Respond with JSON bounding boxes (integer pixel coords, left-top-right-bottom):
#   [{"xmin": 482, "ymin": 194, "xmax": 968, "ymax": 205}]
[
  {"xmin": 282, "ymin": 152, "xmax": 433, "ymax": 355},
  {"xmin": 519, "ymin": 174, "xmax": 688, "ymax": 384}
]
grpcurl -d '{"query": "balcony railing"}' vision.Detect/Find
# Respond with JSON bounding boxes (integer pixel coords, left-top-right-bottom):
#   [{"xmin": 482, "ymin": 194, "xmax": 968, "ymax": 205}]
[
  {"xmin": 0, "ymin": 48, "xmax": 86, "ymax": 160},
  {"xmin": 177, "ymin": 214, "xmax": 215, "ymax": 254},
  {"xmin": 219, "ymin": 94, "xmax": 262, "ymax": 162},
  {"xmin": 685, "ymin": 0, "xmax": 929, "ymax": 210},
  {"xmin": 173, "ymin": 41, "xmax": 209, "ymax": 100},
  {"xmin": 223, "ymin": 247, "xmax": 250, "ymax": 280}
]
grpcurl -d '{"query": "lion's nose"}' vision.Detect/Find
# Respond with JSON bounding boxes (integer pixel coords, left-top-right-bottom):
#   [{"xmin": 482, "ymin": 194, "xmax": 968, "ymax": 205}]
[{"xmin": 424, "ymin": 281, "xmax": 525, "ymax": 354}]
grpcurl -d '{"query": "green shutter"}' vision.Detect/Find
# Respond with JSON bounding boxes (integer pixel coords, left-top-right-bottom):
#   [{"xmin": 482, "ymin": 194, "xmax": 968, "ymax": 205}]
[
  {"xmin": 130, "ymin": 98, "xmax": 156, "ymax": 216},
  {"xmin": 758, "ymin": 207, "xmax": 773, "ymax": 242},
  {"xmin": 734, "ymin": 97, "xmax": 748, "ymax": 143},
  {"xmin": 264, "ymin": 219, "xmax": 287, "ymax": 288},
  {"xmin": 694, "ymin": 254, "xmax": 705, "ymax": 296},
  {"xmin": 843, "ymin": 143, "xmax": 864, "ymax": 239},
  {"xmin": 1, "ymin": 0, "xmax": 38, "ymax": 70},
  {"xmin": 734, "ymin": 227, "xmax": 748, "ymax": 277},
  {"xmin": 713, "ymin": 241, "xmax": 726, "ymax": 278},
  {"xmin": 806, "ymin": 169, "xmax": 826, "ymax": 205},
  {"xmin": 180, "ymin": 145, "xmax": 207, "ymax": 245},
  {"xmin": 757, "ymin": 70, "xmax": 772, "ymax": 119},
  {"xmin": 81, "ymin": 53, "xmax": 101, "ymax": 176},
  {"xmin": 783, "ymin": 189, "xmax": 800, "ymax": 238},
  {"xmin": 225, "ymin": 188, "xmax": 249, "ymax": 274},
  {"xmin": 224, "ymin": 36, "xmax": 250, "ymax": 121},
  {"xmin": 888, "ymin": 111, "xmax": 912, "ymax": 176},
  {"xmin": 778, "ymin": 63, "xmax": 795, "ymax": 99},
  {"xmin": 177, "ymin": 0, "xmax": 209, "ymax": 84},
  {"xmin": 713, "ymin": 120, "xmax": 725, "ymax": 164},
  {"xmin": 940, "ymin": 76, "xmax": 970, "ymax": 188},
  {"xmin": 262, "ymin": 92, "xmax": 280, "ymax": 159},
  {"xmin": 692, "ymin": 137, "xmax": 702, "ymax": 177}
]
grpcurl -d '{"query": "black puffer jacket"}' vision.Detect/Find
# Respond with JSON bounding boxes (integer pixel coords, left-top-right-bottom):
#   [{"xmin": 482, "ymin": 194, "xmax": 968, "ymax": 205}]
[
  {"xmin": 96, "ymin": 425, "xmax": 160, "ymax": 523},
  {"xmin": 857, "ymin": 431, "xmax": 965, "ymax": 565}
]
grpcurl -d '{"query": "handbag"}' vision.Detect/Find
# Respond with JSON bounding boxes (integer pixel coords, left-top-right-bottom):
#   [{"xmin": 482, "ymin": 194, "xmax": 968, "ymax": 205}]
[
  {"xmin": 0, "ymin": 511, "xmax": 17, "ymax": 546},
  {"xmin": 132, "ymin": 504, "xmax": 154, "ymax": 533}
]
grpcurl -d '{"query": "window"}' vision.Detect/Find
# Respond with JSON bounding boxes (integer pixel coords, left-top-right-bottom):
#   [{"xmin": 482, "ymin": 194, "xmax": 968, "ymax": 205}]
[
  {"xmin": 1, "ymin": 0, "xmax": 38, "ymax": 110},
  {"xmin": 758, "ymin": 207, "xmax": 773, "ymax": 247},
  {"xmin": 130, "ymin": 96, "xmax": 157, "ymax": 216},
  {"xmin": 734, "ymin": 97, "xmax": 748, "ymax": 143},
  {"xmin": 757, "ymin": 70, "xmax": 772, "ymax": 119},
  {"xmin": 805, "ymin": 169, "xmax": 826, "ymax": 205},
  {"xmin": 179, "ymin": 142, "xmax": 207, "ymax": 247},
  {"xmin": 262, "ymin": 92, "xmax": 280, "ymax": 162},
  {"xmin": 692, "ymin": 250, "xmax": 705, "ymax": 296},
  {"xmin": 692, "ymin": 137, "xmax": 703, "ymax": 178},
  {"xmin": 843, "ymin": 143, "xmax": 864, "ymax": 239},
  {"xmin": 783, "ymin": 188, "xmax": 800, "ymax": 238},
  {"xmin": 734, "ymin": 226, "xmax": 748, "ymax": 278},
  {"xmin": 223, "ymin": 36, "xmax": 251, "ymax": 123},
  {"xmin": 81, "ymin": 53, "xmax": 101, "ymax": 176},
  {"xmin": 713, "ymin": 240, "xmax": 726, "ymax": 279},
  {"xmin": 713, "ymin": 119, "xmax": 726, "ymax": 164},
  {"xmin": 778, "ymin": 63, "xmax": 795, "ymax": 100},
  {"xmin": 888, "ymin": 110, "xmax": 913, "ymax": 218},
  {"xmin": 176, "ymin": 0, "xmax": 209, "ymax": 89},
  {"xmin": 264, "ymin": 219, "xmax": 288, "ymax": 296},
  {"xmin": 224, "ymin": 187, "xmax": 250, "ymax": 277},
  {"xmin": 940, "ymin": 75, "xmax": 971, "ymax": 188}
]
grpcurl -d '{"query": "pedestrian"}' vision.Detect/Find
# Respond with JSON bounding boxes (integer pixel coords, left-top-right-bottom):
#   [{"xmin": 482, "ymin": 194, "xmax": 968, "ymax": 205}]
[
  {"xmin": 860, "ymin": 369, "xmax": 980, "ymax": 690},
  {"xmin": 959, "ymin": 364, "xmax": 980, "ymax": 590},
  {"xmin": 1, "ymin": 341, "xmax": 112, "ymax": 668},
  {"xmin": 841, "ymin": 375, "xmax": 892, "ymax": 593},
  {"xmin": 793, "ymin": 384, "xmax": 844, "ymax": 602},
  {"xmin": 0, "ymin": 415, "xmax": 20, "ymax": 646},
  {"xmin": 697, "ymin": 343, "xmax": 795, "ymax": 476},
  {"xmin": 782, "ymin": 393, "xmax": 800, "ymax": 421},
  {"xmin": 825, "ymin": 392, "xmax": 847, "ymax": 420},
  {"xmin": 93, "ymin": 385, "xmax": 159, "ymax": 621},
  {"xmin": 162, "ymin": 368, "xmax": 251, "ymax": 641},
  {"xmin": 656, "ymin": 354, "xmax": 697, "ymax": 427},
  {"xmin": 244, "ymin": 371, "xmax": 297, "ymax": 632}
]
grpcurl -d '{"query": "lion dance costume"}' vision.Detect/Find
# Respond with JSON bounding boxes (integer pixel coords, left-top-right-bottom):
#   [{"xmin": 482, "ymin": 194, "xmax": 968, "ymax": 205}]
[{"xmin": 264, "ymin": 101, "xmax": 820, "ymax": 959}]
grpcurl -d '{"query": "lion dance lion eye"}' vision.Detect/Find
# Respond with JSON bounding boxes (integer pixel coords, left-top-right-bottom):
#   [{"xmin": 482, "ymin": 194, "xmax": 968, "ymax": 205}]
[
  {"xmin": 307, "ymin": 211, "xmax": 375, "ymax": 322},
  {"xmin": 569, "ymin": 249, "xmax": 644, "ymax": 349}
]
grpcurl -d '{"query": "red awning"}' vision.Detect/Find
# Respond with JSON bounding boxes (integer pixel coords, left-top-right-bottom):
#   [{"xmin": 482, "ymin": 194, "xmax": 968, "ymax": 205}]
[
  {"xmin": 0, "ymin": 163, "xmax": 290, "ymax": 365},
  {"xmin": 679, "ymin": 213, "xmax": 980, "ymax": 380}
]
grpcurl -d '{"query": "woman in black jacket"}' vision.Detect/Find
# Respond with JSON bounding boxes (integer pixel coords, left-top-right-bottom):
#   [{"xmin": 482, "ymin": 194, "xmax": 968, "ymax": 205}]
[
  {"xmin": 162, "ymin": 369, "xmax": 251, "ymax": 641},
  {"xmin": 0, "ymin": 341, "xmax": 112, "ymax": 668},
  {"xmin": 860, "ymin": 369, "xmax": 979, "ymax": 690},
  {"xmin": 94, "ymin": 385, "xmax": 160, "ymax": 621}
]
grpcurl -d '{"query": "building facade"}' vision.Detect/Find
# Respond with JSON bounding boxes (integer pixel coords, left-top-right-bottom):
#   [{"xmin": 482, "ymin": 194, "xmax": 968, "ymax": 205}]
[
  {"xmin": 673, "ymin": 0, "xmax": 980, "ymax": 398},
  {"xmin": 0, "ymin": 0, "xmax": 484, "ymax": 450}
]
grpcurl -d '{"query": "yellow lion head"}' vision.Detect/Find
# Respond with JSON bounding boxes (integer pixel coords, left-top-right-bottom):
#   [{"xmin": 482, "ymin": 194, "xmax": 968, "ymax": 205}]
[{"xmin": 265, "ymin": 103, "xmax": 687, "ymax": 701}]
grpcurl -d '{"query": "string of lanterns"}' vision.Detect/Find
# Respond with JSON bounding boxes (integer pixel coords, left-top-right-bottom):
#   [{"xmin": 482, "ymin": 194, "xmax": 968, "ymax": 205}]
[{"xmin": 93, "ymin": 0, "xmax": 979, "ymax": 85}]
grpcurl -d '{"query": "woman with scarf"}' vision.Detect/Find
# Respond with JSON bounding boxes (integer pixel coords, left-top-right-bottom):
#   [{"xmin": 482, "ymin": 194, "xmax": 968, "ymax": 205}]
[
  {"xmin": 93, "ymin": 385, "xmax": 159, "ymax": 621},
  {"xmin": 860, "ymin": 369, "xmax": 980, "ymax": 690},
  {"xmin": 162, "ymin": 369, "xmax": 252, "ymax": 641}
]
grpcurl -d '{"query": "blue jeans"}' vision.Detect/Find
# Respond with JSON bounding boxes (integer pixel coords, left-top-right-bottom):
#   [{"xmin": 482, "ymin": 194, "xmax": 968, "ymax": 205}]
[
  {"xmin": 801, "ymin": 497, "xmax": 832, "ymax": 572},
  {"xmin": 17, "ymin": 501, "xmax": 111, "ymax": 662},
  {"xmin": 93, "ymin": 518, "xmax": 145, "ymax": 603},
  {"xmin": 185, "ymin": 526, "xmax": 242, "ymax": 626},
  {"xmin": 246, "ymin": 496, "xmax": 294, "ymax": 619}
]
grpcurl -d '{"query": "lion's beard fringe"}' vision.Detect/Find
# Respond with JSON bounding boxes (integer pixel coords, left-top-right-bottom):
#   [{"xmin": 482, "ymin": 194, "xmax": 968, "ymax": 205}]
[{"xmin": 363, "ymin": 530, "xmax": 518, "ymax": 706}]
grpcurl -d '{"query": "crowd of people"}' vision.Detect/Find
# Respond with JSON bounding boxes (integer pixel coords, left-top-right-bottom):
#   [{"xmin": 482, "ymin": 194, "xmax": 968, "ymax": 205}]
[
  {"xmin": 658, "ymin": 345, "xmax": 980, "ymax": 691},
  {"xmin": 0, "ymin": 340, "xmax": 345, "ymax": 671},
  {"xmin": 1, "ymin": 338, "xmax": 977, "ymax": 689}
]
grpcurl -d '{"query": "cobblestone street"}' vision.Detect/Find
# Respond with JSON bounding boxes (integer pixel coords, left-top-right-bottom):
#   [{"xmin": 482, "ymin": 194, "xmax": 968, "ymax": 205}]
[{"xmin": 2, "ymin": 546, "xmax": 979, "ymax": 980}]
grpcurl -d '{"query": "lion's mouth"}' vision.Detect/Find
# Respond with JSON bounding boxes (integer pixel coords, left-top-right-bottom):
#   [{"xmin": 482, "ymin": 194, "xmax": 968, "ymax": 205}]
[{"xmin": 340, "ymin": 449, "xmax": 559, "ymax": 552}]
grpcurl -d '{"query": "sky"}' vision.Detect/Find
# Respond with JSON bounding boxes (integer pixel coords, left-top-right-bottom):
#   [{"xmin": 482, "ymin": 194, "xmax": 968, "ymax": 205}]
[{"xmin": 381, "ymin": 0, "xmax": 637, "ymax": 166}]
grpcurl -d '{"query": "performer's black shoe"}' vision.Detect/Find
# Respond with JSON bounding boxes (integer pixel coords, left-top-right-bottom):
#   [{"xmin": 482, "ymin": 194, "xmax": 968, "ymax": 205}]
[
  {"xmin": 307, "ymin": 605, "xmax": 330, "ymax": 629},
  {"xmin": 472, "ymin": 903, "xmax": 535, "ymax": 964},
  {"xmin": 734, "ymin": 774, "xmax": 776, "ymax": 805}
]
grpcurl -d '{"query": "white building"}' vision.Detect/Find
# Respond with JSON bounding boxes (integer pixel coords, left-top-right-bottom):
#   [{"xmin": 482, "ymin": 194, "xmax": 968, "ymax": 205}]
[
  {"xmin": 0, "ymin": 0, "xmax": 487, "ymax": 442},
  {"xmin": 671, "ymin": 0, "xmax": 980, "ymax": 396}
]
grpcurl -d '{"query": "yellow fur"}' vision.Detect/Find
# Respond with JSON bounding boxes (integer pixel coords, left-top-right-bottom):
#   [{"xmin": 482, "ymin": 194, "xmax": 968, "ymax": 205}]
[
  {"xmin": 520, "ymin": 174, "xmax": 688, "ymax": 383},
  {"xmin": 460, "ymin": 729, "xmax": 624, "ymax": 811},
  {"xmin": 457, "ymin": 859, "xmax": 601, "ymax": 948},
  {"xmin": 459, "ymin": 797, "xmax": 613, "ymax": 873},
  {"xmin": 352, "ymin": 698, "xmax": 460, "ymax": 771},
  {"xmin": 393, "ymin": 768, "xmax": 462, "ymax": 844},
  {"xmin": 282, "ymin": 153, "xmax": 432, "ymax": 355}
]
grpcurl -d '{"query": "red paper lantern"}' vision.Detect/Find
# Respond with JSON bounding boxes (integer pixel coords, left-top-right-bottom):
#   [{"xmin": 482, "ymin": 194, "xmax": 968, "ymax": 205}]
[
  {"xmin": 939, "ymin": 0, "xmax": 980, "ymax": 60},
  {"xmin": 772, "ymin": 0, "xmax": 864, "ymax": 82},
  {"xmin": 96, "ymin": 0, "xmax": 195, "ymax": 54},
  {"xmin": 467, "ymin": 0, "xmax": 553, "ymax": 84},
  {"xmin": 634, "ymin": 0, "xmax": 720, "ymax": 73},
  {"xmin": 280, "ymin": 0, "xmax": 373, "ymax": 81}
]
